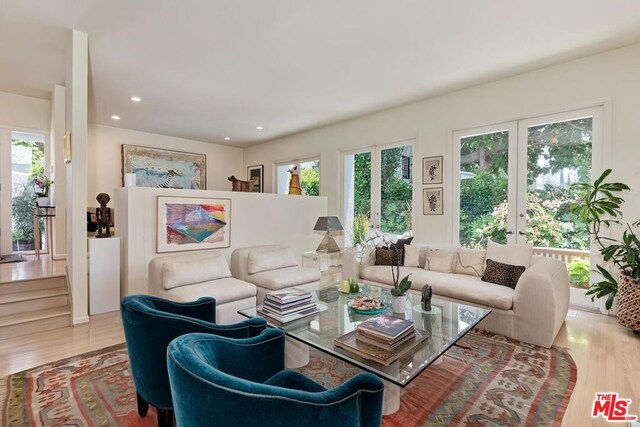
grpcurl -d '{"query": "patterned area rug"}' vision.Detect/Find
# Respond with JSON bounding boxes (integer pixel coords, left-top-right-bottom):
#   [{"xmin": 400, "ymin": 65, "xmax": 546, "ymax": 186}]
[{"xmin": 1, "ymin": 329, "xmax": 576, "ymax": 426}]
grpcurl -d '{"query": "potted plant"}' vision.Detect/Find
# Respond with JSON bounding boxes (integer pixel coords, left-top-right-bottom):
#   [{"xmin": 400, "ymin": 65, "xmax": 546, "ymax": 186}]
[
  {"xmin": 351, "ymin": 214, "xmax": 370, "ymax": 262},
  {"xmin": 367, "ymin": 229, "xmax": 412, "ymax": 313},
  {"xmin": 32, "ymin": 174, "xmax": 53, "ymax": 206},
  {"xmin": 571, "ymin": 169, "xmax": 640, "ymax": 332}
]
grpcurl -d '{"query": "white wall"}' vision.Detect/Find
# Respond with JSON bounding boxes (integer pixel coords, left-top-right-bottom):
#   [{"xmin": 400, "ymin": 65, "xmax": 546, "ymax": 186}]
[
  {"xmin": 87, "ymin": 124, "xmax": 244, "ymax": 210},
  {"xmin": 244, "ymin": 42, "xmax": 640, "ymax": 246},
  {"xmin": 115, "ymin": 187, "xmax": 327, "ymax": 295},
  {"xmin": 0, "ymin": 91, "xmax": 50, "ymax": 131}
]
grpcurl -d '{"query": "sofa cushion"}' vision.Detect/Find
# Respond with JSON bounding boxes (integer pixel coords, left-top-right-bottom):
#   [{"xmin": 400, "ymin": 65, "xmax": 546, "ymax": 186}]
[
  {"xmin": 486, "ymin": 240, "xmax": 533, "ymax": 268},
  {"xmin": 482, "ymin": 259, "xmax": 526, "ymax": 289},
  {"xmin": 360, "ymin": 265, "xmax": 514, "ymax": 310},
  {"xmin": 248, "ymin": 266, "xmax": 321, "ymax": 291},
  {"xmin": 162, "ymin": 255, "xmax": 232, "ymax": 290},
  {"xmin": 454, "ymin": 248, "xmax": 486, "ymax": 277},
  {"xmin": 404, "ymin": 245, "xmax": 421, "ymax": 268},
  {"xmin": 162, "ymin": 277, "xmax": 256, "ymax": 305},
  {"xmin": 424, "ymin": 248, "xmax": 456, "ymax": 273},
  {"xmin": 247, "ymin": 247, "xmax": 298, "ymax": 274},
  {"xmin": 375, "ymin": 247, "xmax": 404, "ymax": 266},
  {"xmin": 391, "ymin": 236, "xmax": 413, "ymax": 264}
]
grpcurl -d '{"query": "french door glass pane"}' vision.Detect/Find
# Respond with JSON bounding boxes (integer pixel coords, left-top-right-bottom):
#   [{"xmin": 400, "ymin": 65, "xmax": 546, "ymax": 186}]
[
  {"xmin": 11, "ymin": 133, "xmax": 45, "ymax": 252},
  {"xmin": 525, "ymin": 117, "xmax": 592, "ymax": 288},
  {"xmin": 380, "ymin": 145, "xmax": 412, "ymax": 235},
  {"xmin": 459, "ymin": 131, "xmax": 509, "ymax": 248},
  {"xmin": 343, "ymin": 152, "xmax": 371, "ymax": 246},
  {"xmin": 276, "ymin": 160, "xmax": 320, "ymax": 195}
]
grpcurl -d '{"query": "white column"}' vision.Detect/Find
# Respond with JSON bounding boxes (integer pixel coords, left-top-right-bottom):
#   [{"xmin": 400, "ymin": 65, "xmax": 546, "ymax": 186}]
[{"xmin": 50, "ymin": 84, "xmax": 66, "ymax": 259}]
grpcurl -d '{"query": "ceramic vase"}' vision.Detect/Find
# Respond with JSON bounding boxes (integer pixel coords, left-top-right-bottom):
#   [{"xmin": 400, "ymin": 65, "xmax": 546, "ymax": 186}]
[{"xmin": 391, "ymin": 294, "xmax": 407, "ymax": 314}]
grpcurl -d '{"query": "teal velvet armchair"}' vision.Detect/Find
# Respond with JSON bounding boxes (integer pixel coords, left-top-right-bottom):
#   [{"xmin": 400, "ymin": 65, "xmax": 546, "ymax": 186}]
[
  {"xmin": 121, "ymin": 295, "xmax": 267, "ymax": 427},
  {"xmin": 167, "ymin": 329, "xmax": 385, "ymax": 427}
]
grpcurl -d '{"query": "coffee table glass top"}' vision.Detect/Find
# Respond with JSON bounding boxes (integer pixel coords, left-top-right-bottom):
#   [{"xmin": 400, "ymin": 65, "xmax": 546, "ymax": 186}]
[{"xmin": 238, "ymin": 284, "xmax": 491, "ymax": 387}]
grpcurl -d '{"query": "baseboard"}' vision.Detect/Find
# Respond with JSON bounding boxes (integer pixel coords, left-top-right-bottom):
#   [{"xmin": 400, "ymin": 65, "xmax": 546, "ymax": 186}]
[
  {"xmin": 52, "ymin": 254, "xmax": 67, "ymax": 260},
  {"xmin": 72, "ymin": 315, "xmax": 90, "ymax": 325}
]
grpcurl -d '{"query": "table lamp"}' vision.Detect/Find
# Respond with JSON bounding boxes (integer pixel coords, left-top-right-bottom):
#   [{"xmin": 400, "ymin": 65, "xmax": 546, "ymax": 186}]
[{"xmin": 314, "ymin": 216, "xmax": 343, "ymax": 252}]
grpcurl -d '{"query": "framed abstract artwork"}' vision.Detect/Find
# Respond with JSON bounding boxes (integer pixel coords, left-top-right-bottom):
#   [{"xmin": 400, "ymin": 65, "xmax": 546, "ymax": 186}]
[
  {"xmin": 423, "ymin": 187, "xmax": 443, "ymax": 215},
  {"xmin": 156, "ymin": 196, "xmax": 231, "ymax": 253},
  {"xmin": 247, "ymin": 164, "xmax": 264, "ymax": 193},
  {"xmin": 122, "ymin": 145, "xmax": 206, "ymax": 189},
  {"xmin": 422, "ymin": 155, "xmax": 443, "ymax": 185}
]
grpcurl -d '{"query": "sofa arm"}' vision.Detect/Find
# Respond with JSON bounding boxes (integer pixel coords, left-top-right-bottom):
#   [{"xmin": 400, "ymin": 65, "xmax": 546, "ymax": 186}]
[
  {"xmin": 342, "ymin": 247, "xmax": 375, "ymax": 280},
  {"xmin": 513, "ymin": 257, "xmax": 570, "ymax": 348}
]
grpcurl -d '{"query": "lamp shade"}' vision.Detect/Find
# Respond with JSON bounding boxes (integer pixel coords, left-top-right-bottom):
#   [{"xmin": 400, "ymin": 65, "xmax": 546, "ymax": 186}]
[{"xmin": 313, "ymin": 216, "xmax": 343, "ymax": 232}]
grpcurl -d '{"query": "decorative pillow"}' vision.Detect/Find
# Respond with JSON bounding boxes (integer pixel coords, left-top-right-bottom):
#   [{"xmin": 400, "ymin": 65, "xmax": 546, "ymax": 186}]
[
  {"xmin": 162, "ymin": 254, "xmax": 231, "ymax": 290},
  {"xmin": 374, "ymin": 247, "xmax": 404, "ymax": 266},
  {"xmin": 424, "ymin": 248, "xmax": 456, "ymax": 273},
  {"xmin": 247, "ymin": 247, "xmax": 298, "ymax": 274},
  {"xmin": 403, "ymin": 245, "xmax": 421, "ymax": 268},
  {"xmin": 391, "ymin": 236, "xmax": 414, "ymax": 264},
  {"xmin": 454, "ymin": 248, "xmax": 486, "ymax": 277},
  {"xmin": 485, "ymin": 240, "xmax": 533, "ymax": 268},
  {"xmin": 481, "ymin": 258, "xmax": 526, "ymax": 289}
]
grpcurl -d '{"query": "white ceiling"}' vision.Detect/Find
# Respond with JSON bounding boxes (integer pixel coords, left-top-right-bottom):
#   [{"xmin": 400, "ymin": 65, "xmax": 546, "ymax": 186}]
[{"xmin": 1, "ymin": 1, "xmax": 640, "ymax": 147}]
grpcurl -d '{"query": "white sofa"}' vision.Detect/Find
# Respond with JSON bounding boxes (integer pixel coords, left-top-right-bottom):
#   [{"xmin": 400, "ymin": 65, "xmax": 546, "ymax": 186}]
[
  {"xmin": 230, "ymin": 245, "xmax": 321, "ymax": 305},
  {"xmin": 148, "ymin": 251, "xmax": 256, "ymax": 324},
  {"xmin": 344, "ymin": 244, "xmax": 570, "ymax": 348}
]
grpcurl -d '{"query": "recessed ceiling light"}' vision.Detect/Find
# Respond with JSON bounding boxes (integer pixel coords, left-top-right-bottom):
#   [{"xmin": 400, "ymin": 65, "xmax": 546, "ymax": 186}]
[
  {"xmin": 256, "ymin": 126, "xmax": 264, "ymax": 130},
  {"xmin": 130, "ymin": 96, "xmax": 141, "ymax": 102},
  {"xmin": 111, "ymin": 115, "xmax": 121, "ymax": 120},
  {"xmin": 224, "ymin": 137, "xmax": 231, "ymax": 141}
]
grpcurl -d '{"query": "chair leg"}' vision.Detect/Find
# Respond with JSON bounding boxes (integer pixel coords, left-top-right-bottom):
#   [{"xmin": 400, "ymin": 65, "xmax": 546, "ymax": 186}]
[
  {"xmin": 136, "ymin": 391, "xmax": 149, "ymax": 417},
  {"xmin": 157, "ymin": 408, "xmax": 174, "ymax": 427}
]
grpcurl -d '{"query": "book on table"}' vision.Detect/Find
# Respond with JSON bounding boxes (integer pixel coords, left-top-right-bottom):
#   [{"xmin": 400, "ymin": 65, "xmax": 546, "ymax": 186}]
[
  {"xmin": 259, "ymin": 303, "xmax": 327, "ymax": 324},
  {"xmin": 357, "ymin": 314, "xmax": 415, "ymax": 341},
  {"xmin": 334, "ymin": 328, "xmax": 429, "ymax": 366},
  {"xmin": 355, "ymin": 328, "xmax": 417, "ymax": 351},
  {"xmin": 261, "ymin": 289, "xmax": 326, "ymax": 324},
  {"xmin": 264, "ymin": 288, "xmax": 311, "ymax": 304}
]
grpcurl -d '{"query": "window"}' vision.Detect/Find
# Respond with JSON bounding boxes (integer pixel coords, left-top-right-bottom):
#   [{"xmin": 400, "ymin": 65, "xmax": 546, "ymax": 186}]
[{"xmin": 275, "ymin": 158, "xmax": 320, "ymax": 196}]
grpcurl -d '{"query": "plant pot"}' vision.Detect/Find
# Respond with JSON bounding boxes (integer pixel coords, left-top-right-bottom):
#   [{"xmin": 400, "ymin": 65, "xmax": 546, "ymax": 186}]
[
  {"xmin": 36, "ymin": 197, "xmax": 50, "ymax": 206},
  {"xmin": 617, "ymin": 272, "xmax": 640, "ymax": 332},
  {"xmin": 391, "ymin": 294, "xmax": 407, "ymax": 314}
]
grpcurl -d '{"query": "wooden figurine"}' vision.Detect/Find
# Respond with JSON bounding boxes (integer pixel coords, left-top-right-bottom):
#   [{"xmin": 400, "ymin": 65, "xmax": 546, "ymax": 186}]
[
  {"xmin": 95, "ymin": 193, "xmax": 112, "ymax": 238},
  {"xmin": 228, "ymin": 175, "xmax": 257, "ymax": 192}
]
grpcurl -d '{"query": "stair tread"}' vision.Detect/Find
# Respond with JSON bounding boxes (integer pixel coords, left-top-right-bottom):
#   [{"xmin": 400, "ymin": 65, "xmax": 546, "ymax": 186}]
[
  {"xmin": 0, "ymin": 307, "xmax": 70, "ymax": 327},
  {"xmin": 0, "ymin": 288, "xmax": 68, "ymax": 305},
  {"xmin": 0, "ymin": 274, "xmax": 65, "ymax": 285}
]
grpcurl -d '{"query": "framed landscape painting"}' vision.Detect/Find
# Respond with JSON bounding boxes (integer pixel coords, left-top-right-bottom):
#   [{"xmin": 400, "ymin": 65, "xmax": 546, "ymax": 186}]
[
  {"xmin": 122, "ymin": 145, "xmax": 206, "ymax": 189},
  {"xmin": 157, "ymin": 196, "xmax": 231, "ymax": 253},
  {"xmin": 422, "ymin": 155, "xmax": 443, "ymax": 185},
  {"xmin": 423, "ymin": 187, "xmax": 443, "ymax": 215}
]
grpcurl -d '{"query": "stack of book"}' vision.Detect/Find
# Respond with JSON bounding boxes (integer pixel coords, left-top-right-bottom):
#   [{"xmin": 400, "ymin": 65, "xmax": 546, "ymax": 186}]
[
  {"xmin": 334, "ymin": 314, "xmax": 429, "ymax": 366},
  {"xmin": 356, "ymin": 314, "xmax": 416, "ymax": 351},
  {"xmin": 261, "ymin": 289, "xmax": 321, "ymax": 323}
]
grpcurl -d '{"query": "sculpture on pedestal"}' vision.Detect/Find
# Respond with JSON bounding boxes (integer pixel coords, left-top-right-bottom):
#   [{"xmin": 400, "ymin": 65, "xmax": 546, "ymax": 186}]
[{"xmin": 96, "ymin": 193, "xmax": 112, "ymax": 238}]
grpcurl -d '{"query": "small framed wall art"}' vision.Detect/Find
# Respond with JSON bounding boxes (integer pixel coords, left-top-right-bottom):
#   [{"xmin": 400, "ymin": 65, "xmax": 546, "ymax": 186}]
[
  {"xmin": 423, "ymin": 187, "xmax": 443, "ymax": 215},
  {"xmin": 422, "ymin": 155, "xmax": 443, "ymax": 185},
  {"xmin": 156, "ymin": 196, "xmax": 231, "ymax": 253},
  {"xmin": 247, "ymin": 164, "xmax": 264, "ymax": 193}
]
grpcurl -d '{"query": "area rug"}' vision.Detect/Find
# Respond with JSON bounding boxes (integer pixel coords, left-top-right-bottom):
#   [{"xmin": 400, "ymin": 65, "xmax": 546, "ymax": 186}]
[
  {"xmin": 1, "ymin": 329, "xmax": 576, "ymax": 426},
  {"xmin": 0, "ymin": 254, "xmax": 25, "ymax": 264}
]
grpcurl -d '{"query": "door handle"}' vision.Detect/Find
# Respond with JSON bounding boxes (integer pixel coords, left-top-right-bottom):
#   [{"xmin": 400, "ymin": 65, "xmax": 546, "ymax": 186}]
[
  {"xmin": 518, "ymin": 231, "xmax": 527, "ymax": 236},
  {"xmin": 506, "ymin": 231, "xmax": 514, "ymax": 235}
]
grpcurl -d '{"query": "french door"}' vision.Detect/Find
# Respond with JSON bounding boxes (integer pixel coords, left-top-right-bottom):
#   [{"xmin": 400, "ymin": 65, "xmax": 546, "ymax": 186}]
[
  {"xmin": 454, "ymin": 107, "xmax": 602, "ymax": 307},
  {"xmin": 342, "ymin": 139, "xmax": 414, "ymax": 245}
]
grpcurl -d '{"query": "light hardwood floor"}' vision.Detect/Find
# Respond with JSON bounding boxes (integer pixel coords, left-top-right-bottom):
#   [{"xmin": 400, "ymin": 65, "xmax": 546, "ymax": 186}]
[{"xmin": 0, "ymin": 308, "xmax": 638, "ymax": 426}]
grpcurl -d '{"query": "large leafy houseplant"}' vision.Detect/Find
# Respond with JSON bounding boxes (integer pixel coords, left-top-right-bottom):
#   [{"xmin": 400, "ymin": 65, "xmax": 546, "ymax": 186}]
[{"xmin": 571, "ymin": 169, "xmax": 640, "ymax": 311}]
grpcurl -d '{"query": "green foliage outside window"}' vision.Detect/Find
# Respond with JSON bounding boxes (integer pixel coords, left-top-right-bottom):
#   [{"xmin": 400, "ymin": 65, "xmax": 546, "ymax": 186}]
[{"xmin": 300, "ymin": 166, "xmax": 319, "ymax": 196}]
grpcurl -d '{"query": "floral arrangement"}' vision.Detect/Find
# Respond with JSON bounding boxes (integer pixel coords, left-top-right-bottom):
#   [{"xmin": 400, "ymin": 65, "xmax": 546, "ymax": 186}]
[
  {"xmin": 367, "ymin": 229, "xmax": 412, "ymax": 297},
  {"xmin": 32, "ymin": 175, "xmax": 53, "ymax": 197}
]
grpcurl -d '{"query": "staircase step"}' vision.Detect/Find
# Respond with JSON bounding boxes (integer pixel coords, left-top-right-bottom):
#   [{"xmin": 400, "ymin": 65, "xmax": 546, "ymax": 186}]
[
  {"xmin": 0, "ymin": 289, "xmax": 69, "ymax": 317},
  {"xmin": 0, "ymin": 307, "xmax": 71, "ymax": 340},
  {"xmin": 0, "ymin": 276, "xmax": 66, "ymax": 295}
]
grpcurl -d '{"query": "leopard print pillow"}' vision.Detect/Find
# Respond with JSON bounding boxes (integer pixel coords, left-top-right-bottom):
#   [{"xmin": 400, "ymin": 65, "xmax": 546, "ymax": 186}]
[
  {"xmin": 375, "ymin": 248, "xmax": 404, "ymax": 266},
  {"xmin": 481, "ymin": 258, "xmax": 526, "ymax": 289}
]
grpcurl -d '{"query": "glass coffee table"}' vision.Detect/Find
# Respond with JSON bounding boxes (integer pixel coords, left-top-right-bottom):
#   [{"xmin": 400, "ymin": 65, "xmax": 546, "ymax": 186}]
[{"xmin": 238, "ymin": 284, "xmax": 491, "ymax": 414}]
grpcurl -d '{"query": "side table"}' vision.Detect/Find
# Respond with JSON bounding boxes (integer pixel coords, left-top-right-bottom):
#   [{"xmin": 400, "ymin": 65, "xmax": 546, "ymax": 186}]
[
  {"xmin": 302, "ymin": 250, "xmax": 343, "ymax": 285},
  {"xmin": 33, "ymin": 206, "xmax": 55, "ymax": 260}
]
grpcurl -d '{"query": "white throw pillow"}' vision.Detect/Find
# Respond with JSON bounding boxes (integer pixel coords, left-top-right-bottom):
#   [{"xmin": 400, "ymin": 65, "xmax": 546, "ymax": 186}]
[
  {"xmin": 404, "ymin": 245, "xmax": 421, "ymax": 268},
  {"xmin": 162, "ymin": 254, "xmax": 231, "ymax": 290},
  {"xmin": 454, "ymin": 248, "xmax": 486, "ymax": 277},
  {"xmin": 248, "ymin": 247, "xmax": 298, "ymax": 274},
  {"xmin": 485, "ymin": 240, "xmax": 533, "ymax": 268},
  {"xmin": 424, "ymin": 248, "xmax": 456, "ymax": 273}
]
